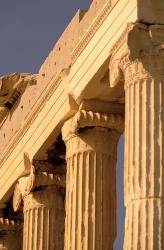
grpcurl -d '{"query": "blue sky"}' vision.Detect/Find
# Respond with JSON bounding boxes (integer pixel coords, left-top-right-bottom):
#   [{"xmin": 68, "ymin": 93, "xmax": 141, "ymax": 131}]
[
  {"xmin": 0, "ymin": 0, "xmax": 92, "ymax": 74},
  {"xmin": 0, "ymin": 1, "xmax": 125, "ymax": 249}
]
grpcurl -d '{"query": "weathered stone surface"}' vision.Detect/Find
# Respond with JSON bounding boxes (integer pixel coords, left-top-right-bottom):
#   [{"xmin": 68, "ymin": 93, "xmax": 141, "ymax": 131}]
[
  {"xmin": 137, "ymin": 0, "xmax": 164, "ymax": 24},
  {"xmin": 110, "ymin": 23, "xmax": 164, "ymax": 249},
  {"xmin": 23, "ymin": 186, "xmax": 64, "ymax": 250},
  {"xmin": 0, "ymin": 232, "xmax": 22, "ymax": 250},
  {"xmin": 2, "ymin": 0, "xmax": 164, "ymax": 249},
  {"xmin": 62, "ymin": 109, "xmax": 124, "ymax": 250},
  {"xmin": 0, "ymin": 215, "xmax": 22, "ymax": 250},
  {"xmin": 0, "ymin": 73, "xmax": 37, "ymax": 128},
  {"xmin": 0, "ymin": 0, "xmax": 134, "ymax": 204},
  {"xmin": 13, "ymin": 164, "xmax": 65, "ymax": 250},
  {"xmin": 0, "ymin": 73, "xmax": 36, "ymax": 107}
]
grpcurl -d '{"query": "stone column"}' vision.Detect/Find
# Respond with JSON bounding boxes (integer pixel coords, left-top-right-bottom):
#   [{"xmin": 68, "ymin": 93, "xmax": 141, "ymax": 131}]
[
  {"xmin": 13, "ymin": 162, "xmax": 66, "ymax": 250},
  {"xmin": 0, "ymin": 210, "xmax": 22, "ymax": 250},
  {"xmin": 62, "ymin": 109, "xmax": 124, "ymax": 250},
  {"xmin": 110, "ymin": 23, "xmax": 164, "ymax": 249}
]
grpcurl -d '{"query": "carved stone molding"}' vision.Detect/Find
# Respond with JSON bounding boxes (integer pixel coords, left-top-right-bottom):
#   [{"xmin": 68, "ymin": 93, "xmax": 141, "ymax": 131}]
[
  {"xmin": 13, "ymin": 157, "xmax": 65, "ymax": 250},
  {"xmin": 0, "ymin": 73, "xmax": 37, "ymax": 106},
  {"xmin": 109, "ymin": 23, "xmax": 164, "ymax": 89},
  {"xmin": 0, "ymin": 73, "xmax": 37, "ymax": 127},
  {"xmin": 13, "ymin": 159, "xmax": 66, "ymax": 212},
  {"xmin": 62, "ymin": 109, "xmax": 124, "ymax": 142},
  {"xmin": 74, "ymin": 110, "xmax": 124, "ymax": 132},
  {"xmin": 0, "ymin": 217, "xmax": 22, "ymax": 232},
  {"xmin": 72, "ymin": 1, "xmax": 116, "ymax": 64},
  {"xmin": 0, "ymin": 68, "xmax": 68, "ymax": 169},
  {"xmin": 80, "ymin": 99, "xmax": 125, "ymax": 113}
]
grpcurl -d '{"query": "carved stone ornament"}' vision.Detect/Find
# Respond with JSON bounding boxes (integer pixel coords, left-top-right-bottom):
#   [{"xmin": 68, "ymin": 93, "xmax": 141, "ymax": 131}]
[
  {"xmin": 0, "ymin": 217, "xmax": 22, "ymax": 232},
  {"xmin": 0, "ymin": 72, "xmax": 37, "ymax": 106},
  {"xmin": 62, "ymin": 110, "xmax": 124, "ymax": 141},
  {"xmin": 13, "ymin": 155, "xmax": 66, "ymax": 212},
  {"xmin": 0, "ymin": 73, "xmax": 37, "ymax": 127},
  {"xmin": 110, "ymin": 23, "xmax": 164, "ymax": 250},
  {"xmin": 13, "ymin": 183, "xmax": 23, "ymax": 212},
  {"xmin": 62, "ymin": 107, "xmax": 122, "ymax": 250},
  {"xmin": 71, "ymin": 1, "xmax": 115, "ymax": 63},
  {"xmin": 109, "ymin": 23, "xmax": 164, "ymax": 88}
]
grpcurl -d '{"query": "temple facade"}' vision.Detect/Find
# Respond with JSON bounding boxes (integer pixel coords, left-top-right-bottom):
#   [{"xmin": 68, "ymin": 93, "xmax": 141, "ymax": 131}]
[{"xmin": 0, "ymin": 0, "xmax": 164, "ymax": 249}]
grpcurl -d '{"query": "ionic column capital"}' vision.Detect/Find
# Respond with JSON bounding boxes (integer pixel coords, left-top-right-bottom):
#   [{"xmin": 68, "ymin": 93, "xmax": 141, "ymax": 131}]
[
  {"xmin": 62, "ymin": 105, "xmax": 122, "ymax": 250},
  {"xmin": 62, "ymin": 109, "xmax": 124, "ymax": 142},
  {"xmin": 119, "ymin": 23, "xmax": 164, "ymax": 250},
  {"xmin": 13, "ymin": 155, "xmax": 66, "ymax": 212},
  {"xmin": 110, "ymin": 22, "xmax": 164, "ymax": 88},
  {"xmin": 13, "ymin": 156, "xmax": 65, "ymax": 250}
]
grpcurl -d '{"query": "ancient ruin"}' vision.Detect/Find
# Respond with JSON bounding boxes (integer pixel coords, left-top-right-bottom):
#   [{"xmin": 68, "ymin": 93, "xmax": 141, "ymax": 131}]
[{"xmin": 0, "ymin": 0, "xmax": 164, "ymax": 249}]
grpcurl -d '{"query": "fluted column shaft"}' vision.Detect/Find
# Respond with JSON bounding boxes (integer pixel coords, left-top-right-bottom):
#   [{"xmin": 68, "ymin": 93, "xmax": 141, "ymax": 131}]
[
  {"xmin": 110, "ymin": 23, "xmax": 164, "ymax": 249},
  {"xmin": 122, "ymin": 55, "xmax": 164, "ymax": 249},
  {"xmin": 13, "ymin": 162, "xmax": 66, "ymax": 250},
  {"xmin": 23, "ymin": 185, "xmax": 64, "ymax": 250},
  {"xmin": 63, "ymin": 121, "xmax": 121, "ymax": 250}
]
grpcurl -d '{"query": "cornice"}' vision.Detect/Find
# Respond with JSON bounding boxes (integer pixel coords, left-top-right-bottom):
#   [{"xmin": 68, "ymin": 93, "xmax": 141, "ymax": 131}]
[
  {"xmin": 110, "ymin": 22, "xmax": 134, "ymax": 60},
  {"xmin": 71, "ymin": 1, "xmax": 117, "ymax": 64},
  {"xmin": 110, "ymin": 23, "xmax": 164, "ymax": 88},
  {"xmin": 110, "ymin": 22, "xmax": 164, "ymax": 62}
]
